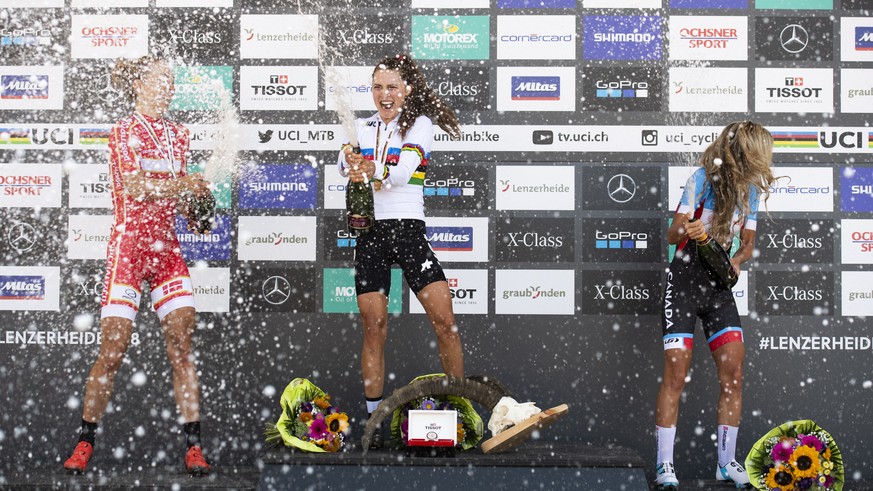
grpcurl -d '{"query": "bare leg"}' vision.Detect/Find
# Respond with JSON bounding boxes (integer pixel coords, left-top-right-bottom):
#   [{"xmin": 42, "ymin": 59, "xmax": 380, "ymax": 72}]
[
  {"xmin": 358, "ymin": 292, "xmax": 389, "ymax": 399},
  {"xmin": 82, "ymin": 316, "xmax": 134, "ymax": 422},
  {"xmin": 711, "ymin": 342, "xmax": 744, "ymax": 427},
  {"xmin": 162, "ymin": 307, "xmax": 200, "ymax": 423},
  {"xmin": 655, "ymin": 348, "xmax": 693, "ymax": 428},
  {"xmin": 416, "ymin": 281, "xmax": 464, "ymax": 378}
]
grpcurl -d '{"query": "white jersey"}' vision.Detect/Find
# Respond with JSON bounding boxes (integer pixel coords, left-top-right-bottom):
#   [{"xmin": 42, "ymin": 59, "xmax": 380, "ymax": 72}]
[{"xmin": 337, "ymin": 113, "xmax": 433, "ymax": 221}]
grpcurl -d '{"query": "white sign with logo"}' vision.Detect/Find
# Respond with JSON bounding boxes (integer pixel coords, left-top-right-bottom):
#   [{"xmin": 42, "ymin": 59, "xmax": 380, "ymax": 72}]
[
  {"xmin": 67, "ymin": 214, "xmax": 112, "ymax": 260},
  {"xmin": 495, "ymin": 269, "xmax": 575, "ymax": 315},
  {"xmin": 71, "ymin": 15, "xmax": 149, "ymax": 59},
  {"xmin": 0, "ymin": 163, "xmax": 63, "ymax": 208},
  {"xmin": 410, "ymin": 269, "xmax": 488, "ymax": 315},
  {"xmin": 71, "ymin": 0, "xmax": 147, "ymax": 6},
  {"xmin": 841, "ymin": 17, "xmax": 873, "ymax": 62},
  {"xmin": 496, "ymin": 165, "xmax": 575, "ymax": 211},
  {"xmin": 755, "ymin": 68, "xmax": 834, "ymax": 114},
  {"xmin": 324, "ymin": 66, "xmax": 375, "ymax": 111},
  {"xmin": 240, "ymin": 65, "xmax": 318, "ymax": 111},
  {"xmin": 240, "ymin": 15, "xmax": 318, "ymax": 60},
  {"xmin": 323, "ymin": 164, "xmax": 346, "ymax": 210},
  {"xmin": 842, "ymin": 271, "xmax": 873, "ymax": 317},
  {"xmin": 668, "ymin": 67, "xmax": 747, "ymax": 113},
  {"xmin": 840, "ymin": 69, "xmax": 873, "ymax": 114},
  {"xmin": 767, "ymin": 167, "xmax": 833, "ymax": 212},
  {"xmin": 497, "ymin": 15, "xmax": 576, "ymax": 60},
  {"xmin": 840, "ymin": 219, "xmax": 873, "ymax": 264},
  {"xmin": 0, "ymin": 266, "xmax": 60, "ymax": 312},
  {"xmin": 68, "ymin": 164, "xmax": 112, "ymax": 209},
  {"xmin": 424, "ymin": 217, "xmax": 489, "ymax": 263},
  {"xmin": 0, "ymin": 0, "xmax": 61, "ymax": 5},
  {"xmin": 669, "ymin": 16, "xmax": 748, "ymax": 61},
  {"xmin": 496, "ymin": 66, "xmax": 576, "ymax": 112},
  {"xmin": 189, "ymin": 266, "xmax": 230, "ymax": 313},
  {"xmin": 411, "ymin": 0, "xmax": 489, "ymax": 6},
  {"xmin": 237, "ymin": 216, "xmax": 317, "ymax": 261},
  {"xmin": 0, "ymin": 65, "xmax": 64, "ymax": 110},
  {"xmin": 156, "ymin": 0, "xmax": 233, "ymax": 6},
  {"xmin": 583, "ymin": 0, "xmax": 660, "ymax": 6}
]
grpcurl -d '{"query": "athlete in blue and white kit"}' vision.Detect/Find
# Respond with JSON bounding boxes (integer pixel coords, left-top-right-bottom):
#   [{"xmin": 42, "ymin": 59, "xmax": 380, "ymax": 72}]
[
  {"xmin": 337, "ymin": 55, "xmax": 464, "ymax": 449},
  {"xmin": 654, "ymin": 122, "xmax": 776, "ymax": 489}
]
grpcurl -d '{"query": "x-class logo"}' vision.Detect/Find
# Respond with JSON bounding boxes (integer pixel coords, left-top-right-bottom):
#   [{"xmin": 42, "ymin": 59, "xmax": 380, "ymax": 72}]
[
  {"xmin": 607, "ymin": 174, "xmax": 636, "ymax": 203},
  {"xmin": 780, "ymin": 24, "xmax": 809, "ymax": 53},
  {"xmin": 262, "ymin": 275, "xmax": 291, "ymax": 305},
  {"xmin": 8, "ymin": 222, "xmax": 35, "ymax": 252}
]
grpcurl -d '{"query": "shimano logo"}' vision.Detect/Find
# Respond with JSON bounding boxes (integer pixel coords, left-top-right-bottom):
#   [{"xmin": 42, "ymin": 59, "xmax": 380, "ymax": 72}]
[
  {"xmin": 593, "ymin": 32, "xmax": 653, "ymax": 43},
  {"xmin": 248, "ymin": 182, "xmax": 309, "ymax": 192}
]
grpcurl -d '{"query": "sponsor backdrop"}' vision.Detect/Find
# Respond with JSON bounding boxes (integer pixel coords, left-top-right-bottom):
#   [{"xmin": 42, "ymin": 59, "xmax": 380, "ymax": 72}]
[{"xmin": 1, "ymin": 0, "xmax": 872, "ymax": 484}]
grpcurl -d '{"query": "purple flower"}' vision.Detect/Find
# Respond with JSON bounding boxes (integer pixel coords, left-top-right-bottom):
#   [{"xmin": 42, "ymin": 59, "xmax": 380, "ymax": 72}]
[
  {"xmin": 771, "ymin": 438, "xmax": 795, "ymax": 463},
  {"xmin": 798, "ymin": 477, "xmax": 814, "ymax": 489},
  {"xmin": 300, "ymin": 402, "xmax": 313, "ymax": 413},
  {"xmin": 421, "ymin": 399, "xmax": 436, "ymax": 411},
  {"xmin": 800, "ymin": 434, "xmax": 824, "ymax": 452},
  {"xmin": 823, "ymin": 475, "xmax": 835, "ymax": 488},
  {"xmin": 401, "ymin": 419, "xmax": 409, "ymax": 443},
  {"xmin": 308, "ymin": 414, "xmax": 328, "ymax": 439}
]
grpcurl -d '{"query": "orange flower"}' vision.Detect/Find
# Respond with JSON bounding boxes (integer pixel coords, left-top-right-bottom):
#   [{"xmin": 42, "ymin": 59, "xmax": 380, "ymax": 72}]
[
  {"xmin": 299, "ymin": 411, "xmax": 313, "ymax": 423},
  {"xmin": 314, "ymin": 396, "xmax": 331, "ymax": 410},
  {"xmin": 457, "ymin": 423, "xmax": 466, "ymax": 443}
]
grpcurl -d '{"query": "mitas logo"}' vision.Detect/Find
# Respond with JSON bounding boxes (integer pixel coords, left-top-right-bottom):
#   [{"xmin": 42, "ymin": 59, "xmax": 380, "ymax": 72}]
[
  {"xmin": 337, "ymin": 28, "xmax": 394, "ymax": 45},
  {"xmin": 505, "ymin": 232, "xmax": 563, "ymax": 248},
  {"xmin": 168, "ymin": 28, "xmax": 222, "ymax": 44},
  {"xmin": 244, "ymin": 233, "xmax": 308, "ymax": 246},
  {"xmin": 502, "ymin": 286, "xmax": 567, "ymax": 300},
  {"xmin": 0, "ymin": 275, "xmax": 45, "ymax": 300},
  {"xmin": 593, "ymin": 283, "xmax": 650, "ymax": 300},
  {"xmin": 766, "ymin": 286, "xmax": 824, "ymax": 301},
  {"xmin": 426, "ymin": 226, "xmax": 473, "ymax": 252},
  {"xmin": 511, "ymin": 76, "xmax": 560, "ymax": 101},
  {"xmin": 1, "ymin": 75, "xmax": 49, "ymax": 99}
]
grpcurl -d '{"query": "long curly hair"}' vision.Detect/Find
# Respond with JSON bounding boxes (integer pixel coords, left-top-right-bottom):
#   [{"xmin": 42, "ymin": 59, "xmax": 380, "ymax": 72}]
[
  {"xmin": 699, "ymin": 121, "xmax": 776, "ymax": 247},
  {"xmin": 373, "ymin": 54, "xmax": 461, "ymax": 140}
]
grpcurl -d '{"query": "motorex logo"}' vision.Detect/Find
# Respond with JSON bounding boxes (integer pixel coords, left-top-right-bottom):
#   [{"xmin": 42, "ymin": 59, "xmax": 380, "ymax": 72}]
[
  {"xmin": 322, "ymin": 268, "xmax": 402, "ymax": 314},
  {"xmin": 412, "ymin": 16, "xmax": 489, "ymax": 60},
  {"xmin": 238, "ymin": 164, "xmax": 317, "ymax": 209},
  {"xmin": 842, "ymin": 167, "xmax": 873, "ymax": 212},
  {"xmin": 1, "ymin": 75, "xmax": 48, "ymax": 99},
  {"xmin": 426, "ymin": 226, "xmax": 473, "ymax": 252},
  {"xmin": 0, "ymin": 275, "xmax": 45, "ymax": 300},
  {"xmin": 511, "ymin": 76, "xmax": 560, "ymax": 101},
  {"xmin": 175, "ymin": 213, "xmax": 231, "ymax": 261},
  {"xmin": 584, "ymin": 15, "xmax": 663, "ymax": 61}
]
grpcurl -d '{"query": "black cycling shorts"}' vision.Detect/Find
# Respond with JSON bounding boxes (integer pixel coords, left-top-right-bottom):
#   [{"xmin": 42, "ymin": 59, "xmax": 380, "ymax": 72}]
[
  {"xmin": 354, "ymin": 219, "xmax": 447, "ymax": 296},
  {"xmin": 661, "ymin": 241, "xmax": 743, "ymax": 352}
]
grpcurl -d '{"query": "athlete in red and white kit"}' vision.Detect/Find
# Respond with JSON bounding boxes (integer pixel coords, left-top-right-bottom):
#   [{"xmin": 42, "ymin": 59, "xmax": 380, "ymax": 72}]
[{"xmin": 63, "ymin": 56, "xmax": 212, "ymax": 476}]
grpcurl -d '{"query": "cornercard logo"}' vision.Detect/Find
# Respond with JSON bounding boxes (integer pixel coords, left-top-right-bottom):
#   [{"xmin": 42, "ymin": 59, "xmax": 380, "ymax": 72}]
[
  {"xmin": 171, "ymin": 66, "xmax": 233, "ymax": 111},
  {"xmin": 0, "ymin": 66, "xmax": 63, "ymax": 110},
  {"xmin": 495, "ymin": 269, "xmax": 575, "ymax": 315},
  {"xmin": 189, "ymin": 267, "xmax": 229, "ymax": 313},
  {"xmin": 842, "ymin": 167, "xmax": 873, "ymax": 212},
  {"xmin": 67, "ymin": 215, "xmax": 112, "ymax": 260},
  {"xmin": 496, "ymin": 15, "xmax": 576, "ymax": 60},
  {"xmin": 754, "ymin": 17, "xmax": 833, "ymax": 62},
  {"xmin": 424, "ymin": 217, "xmax": 488, "ymax": 262},
  {"xmin": 240, "ymin": 15, "xmax": 318, "ymax": 60},
  {"xmin": 325, "ymin": 66, "xmax": 376, "ymax": 111},
  {"xmin": 410, "ymin": 269, "xmax": 488, "ymax": 315},
  {"xmin": 756, "ymin": 218, "xmax": 833, "ymax": 264},
  {"xmin": 757, "ymin": 271, "xmax": 833, "ymax": 316},
  {"xmin": 669, "ymin": 67, "xmax": 747, "ymax": 112},
  {"xmin": 496, "ymin": 166, "xmax": 575, "ymax": 211},
  {"xmin": 841, "ymin": 219, "xmax": 873, "ymax": 264},
  {"xmin": 496, "ymin": 217, "xmax": 575, "ymax": 263},
  {"xmin": 238, "ymin": 164, "xmax": 317, "ymax": 210},
  {"xmin": 842, "ymin": 271, "xmax": 873, "ymax": 317},
  {"xmin": 156, "ymin": 0, "xmax": 233, "ymax": 6},
  {"xmin": 583, "ymin": 66, "xmax": 662, "ymax": 112},
  {"xmin": 0, "ymin": 266, "xmax": 59, "ymax": 311},
  {"xmin": 412, "ymin": 15, "xmax": 490, "ymax": 60},
  {"xmin": 841, "ymin": 18, "xmax": 873, "ymax": 62},
  {"xmin": 0, "ymin": 164, "xmax": 62, "ymax": 208},
  {"xmin": 767, "ymin": 167, "xmax": 833, "ymax": 212},
  {"xmin": 323, "ymin": 166, "xmax": 347, "ymax": 210},
  {"xmin": 238, "ymin": 216, "xmax": 317, "ymax": 262},
  {"xmin": 669, "ymin": 16, "xmax": 748, "ymax": 61},
  {"xmin": 841, "ymin": 69, "xmax": 873, "ymax": 114},
  {"xmin": 240, "ymin": 65, "xmax": 318, "ymax": 111},
  {"xmin": 583, "ymin": 15, "xmax": 663, "ymax": 61},
  {"xmin": 72, "ymin": 0, "xmax": 147, "ymax": 6},
  {"xmin": 581, "ymin": 218, "xmax": 661, "ymax": 263},
  {"xmin": 323, "ymin": 268, "xmax": 402, "ymax": 314},
  {"xmin": 755, "ymin": 68, "xmax": 833, "ymax": 113},
  {"xmin": 581, "ymin": 270, "xmax": 660, "ymax": 315},
  {"xmin": 497, "ymin": 67, "xmax": 575, "ymax": 112},
  {"xmin": 175, "ymin": 214, "xmax": 231, "ymax": 261},
  {"xmin": 71, "ymin": 15, "xmax": 149, "ymax": 59}
]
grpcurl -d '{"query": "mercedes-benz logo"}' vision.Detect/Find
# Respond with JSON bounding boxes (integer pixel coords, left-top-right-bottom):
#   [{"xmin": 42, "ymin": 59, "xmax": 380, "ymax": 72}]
[
  {"xmin": 780, "ymin": 24, "xmax": 809, "ymax": 54},
  {"xmin": 8, "ymin": 222, "xmax": 36, "ymax": 252},
  {"xmin": 607, "ymin": 174, "xmax": 636, "ymax": 203},
  {"xmin": 262, "ymin": 275, "xmax": 291, "ymax": 305}
]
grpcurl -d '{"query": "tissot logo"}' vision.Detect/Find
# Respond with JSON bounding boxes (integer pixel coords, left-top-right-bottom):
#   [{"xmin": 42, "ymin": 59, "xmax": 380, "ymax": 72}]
[
  {"xmin": 756, "ymin": 272, "xmax": 833, "ymax": 316},
  {"xmin": 755, "ymin": 219, "xmax": 832, "ymax": 264},
  {"xmin": 496, "ymin": 218, "xmax": 574, "ymax": 263},
  {"xmin": 411, "ymin": 269, "xmax": 488, "ymax": 314}
]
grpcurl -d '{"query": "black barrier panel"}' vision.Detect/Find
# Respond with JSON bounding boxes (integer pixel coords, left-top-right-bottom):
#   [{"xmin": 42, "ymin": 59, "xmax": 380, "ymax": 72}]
[
  {"xmin": 150, "ymin": 9, "xmax": 238, "ymax": 62},
  {"xmin": 420, "ymin": 65, "xmax": 492, "ymax": 114},
  {"xmin": 232, "ymin": 265, "xmax": 318, "ymax": 313},
  {"xmin": 323, "ymin": 213, "xmax": 358, "ymax": 263},
  {"xmin": 754, "ymin": 16, "xmax": 834, "ymax": 62},
  {"xmin": 0, "ymin": 209, "xmax": 67, "ymax": 266},
  {"xmin": 581, "ymin": 165, "xmax": 663, "ymax": 211},
  {"xmin": 755, "ymin": 271, "xmax": 834, "ymax": 316},
  {"xmin": 581, "ymin": 269, "xmax": 662, "ymax": 316},
  {"xmin": 495, "ymin": 216, "xmax": 575, "ymax": 263},
  {"xmin": 755, "ymin": 218, "xmax": 835, "ymax": 264}
]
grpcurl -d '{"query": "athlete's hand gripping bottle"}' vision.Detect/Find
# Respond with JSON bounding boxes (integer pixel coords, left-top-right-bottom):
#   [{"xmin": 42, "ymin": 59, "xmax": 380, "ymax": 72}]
[
  {"xmin": 345, "ymin": 146, "xmax": 374, "ymax": 234},
  {"xmin": 688, "ymin": 217, "xmax": 738, "ymax": 289}
]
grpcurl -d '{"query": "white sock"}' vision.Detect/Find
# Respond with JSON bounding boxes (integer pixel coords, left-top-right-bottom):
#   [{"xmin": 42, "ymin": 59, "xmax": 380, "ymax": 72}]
[
  {"xmin": 718, "ymin": 425, "xmax": 739, "ymax": 466},
  {"xmin": 656, "ymin": 425, "xmax": 676, "ymax": 464},
  {"xmin": 365, "ymin": 398, "xmax": 382, "ymax": 415}
]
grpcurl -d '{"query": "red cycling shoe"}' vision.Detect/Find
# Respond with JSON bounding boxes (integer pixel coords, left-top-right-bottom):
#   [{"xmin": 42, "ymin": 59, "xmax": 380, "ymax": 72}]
[
  {"xmin": 63, "ymin": 441, "xmax": 93, "ymax": 474},
  {"xmin": 185, "ymin": 446, "xmax": 211, "ymax": 476}
]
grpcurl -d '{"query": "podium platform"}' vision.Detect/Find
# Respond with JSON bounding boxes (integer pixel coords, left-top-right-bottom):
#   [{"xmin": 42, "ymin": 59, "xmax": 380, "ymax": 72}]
[{"xmin": 259, "ymin": 442, "xmax": 649, "ymax": 491}]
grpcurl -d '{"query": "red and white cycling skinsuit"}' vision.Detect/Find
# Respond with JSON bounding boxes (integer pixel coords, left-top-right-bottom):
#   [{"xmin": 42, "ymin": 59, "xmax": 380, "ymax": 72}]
[{"xmin": 100, "ymin": 113, "xmax": 195, "ymax": 322}]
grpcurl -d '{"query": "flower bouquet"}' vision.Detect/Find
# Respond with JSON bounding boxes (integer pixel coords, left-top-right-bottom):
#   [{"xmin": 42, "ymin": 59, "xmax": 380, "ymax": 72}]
[
  {"xmin": 745, "ymin": 420, "xmax": 843, "ymax": 491},
  {"xmin": 389, "ymin": 374, "xmax": 484, "ymax": 451},
  {"xmin": 264, "ymin": 378, "xmax": 350, "ymax": 452}
]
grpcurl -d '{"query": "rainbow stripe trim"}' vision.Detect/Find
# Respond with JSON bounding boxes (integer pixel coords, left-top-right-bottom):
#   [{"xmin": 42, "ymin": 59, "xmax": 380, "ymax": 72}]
[
  {"xmin": 402, "ymin": 143, "xmax": 429, "ymax": 185},
  {"xmin": 772, "ymin": 131, "xmax": 819, "ymax": 148},
  {"xmin": 0, "ymin": 128, "xmax": 30, "ymax": 144}
]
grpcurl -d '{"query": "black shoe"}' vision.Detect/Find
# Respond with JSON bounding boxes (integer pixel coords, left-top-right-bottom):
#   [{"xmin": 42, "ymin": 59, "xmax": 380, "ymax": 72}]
[{"xmin": 368, "ymin": 427, "xmax": 384, "ymax": 450}]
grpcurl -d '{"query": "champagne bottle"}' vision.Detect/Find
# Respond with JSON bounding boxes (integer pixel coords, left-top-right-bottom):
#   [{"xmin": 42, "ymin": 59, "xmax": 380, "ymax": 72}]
[
  {"xmin": 346, "ymin": 146, "xmax": 374, "ymax": 234},
  {"xmin": 183, "ymin": 190, "xmax": 216, "ymax": 235},
  {"xmin": 688, "ymin": 217, "xmax": 738, "ymax": 289}
]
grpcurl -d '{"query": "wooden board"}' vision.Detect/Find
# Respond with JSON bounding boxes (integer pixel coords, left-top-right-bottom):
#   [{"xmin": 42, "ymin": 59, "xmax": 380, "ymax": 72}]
[{"xmin": 480, "ymin": 404, "xmax": 569, "ymax": 454}]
